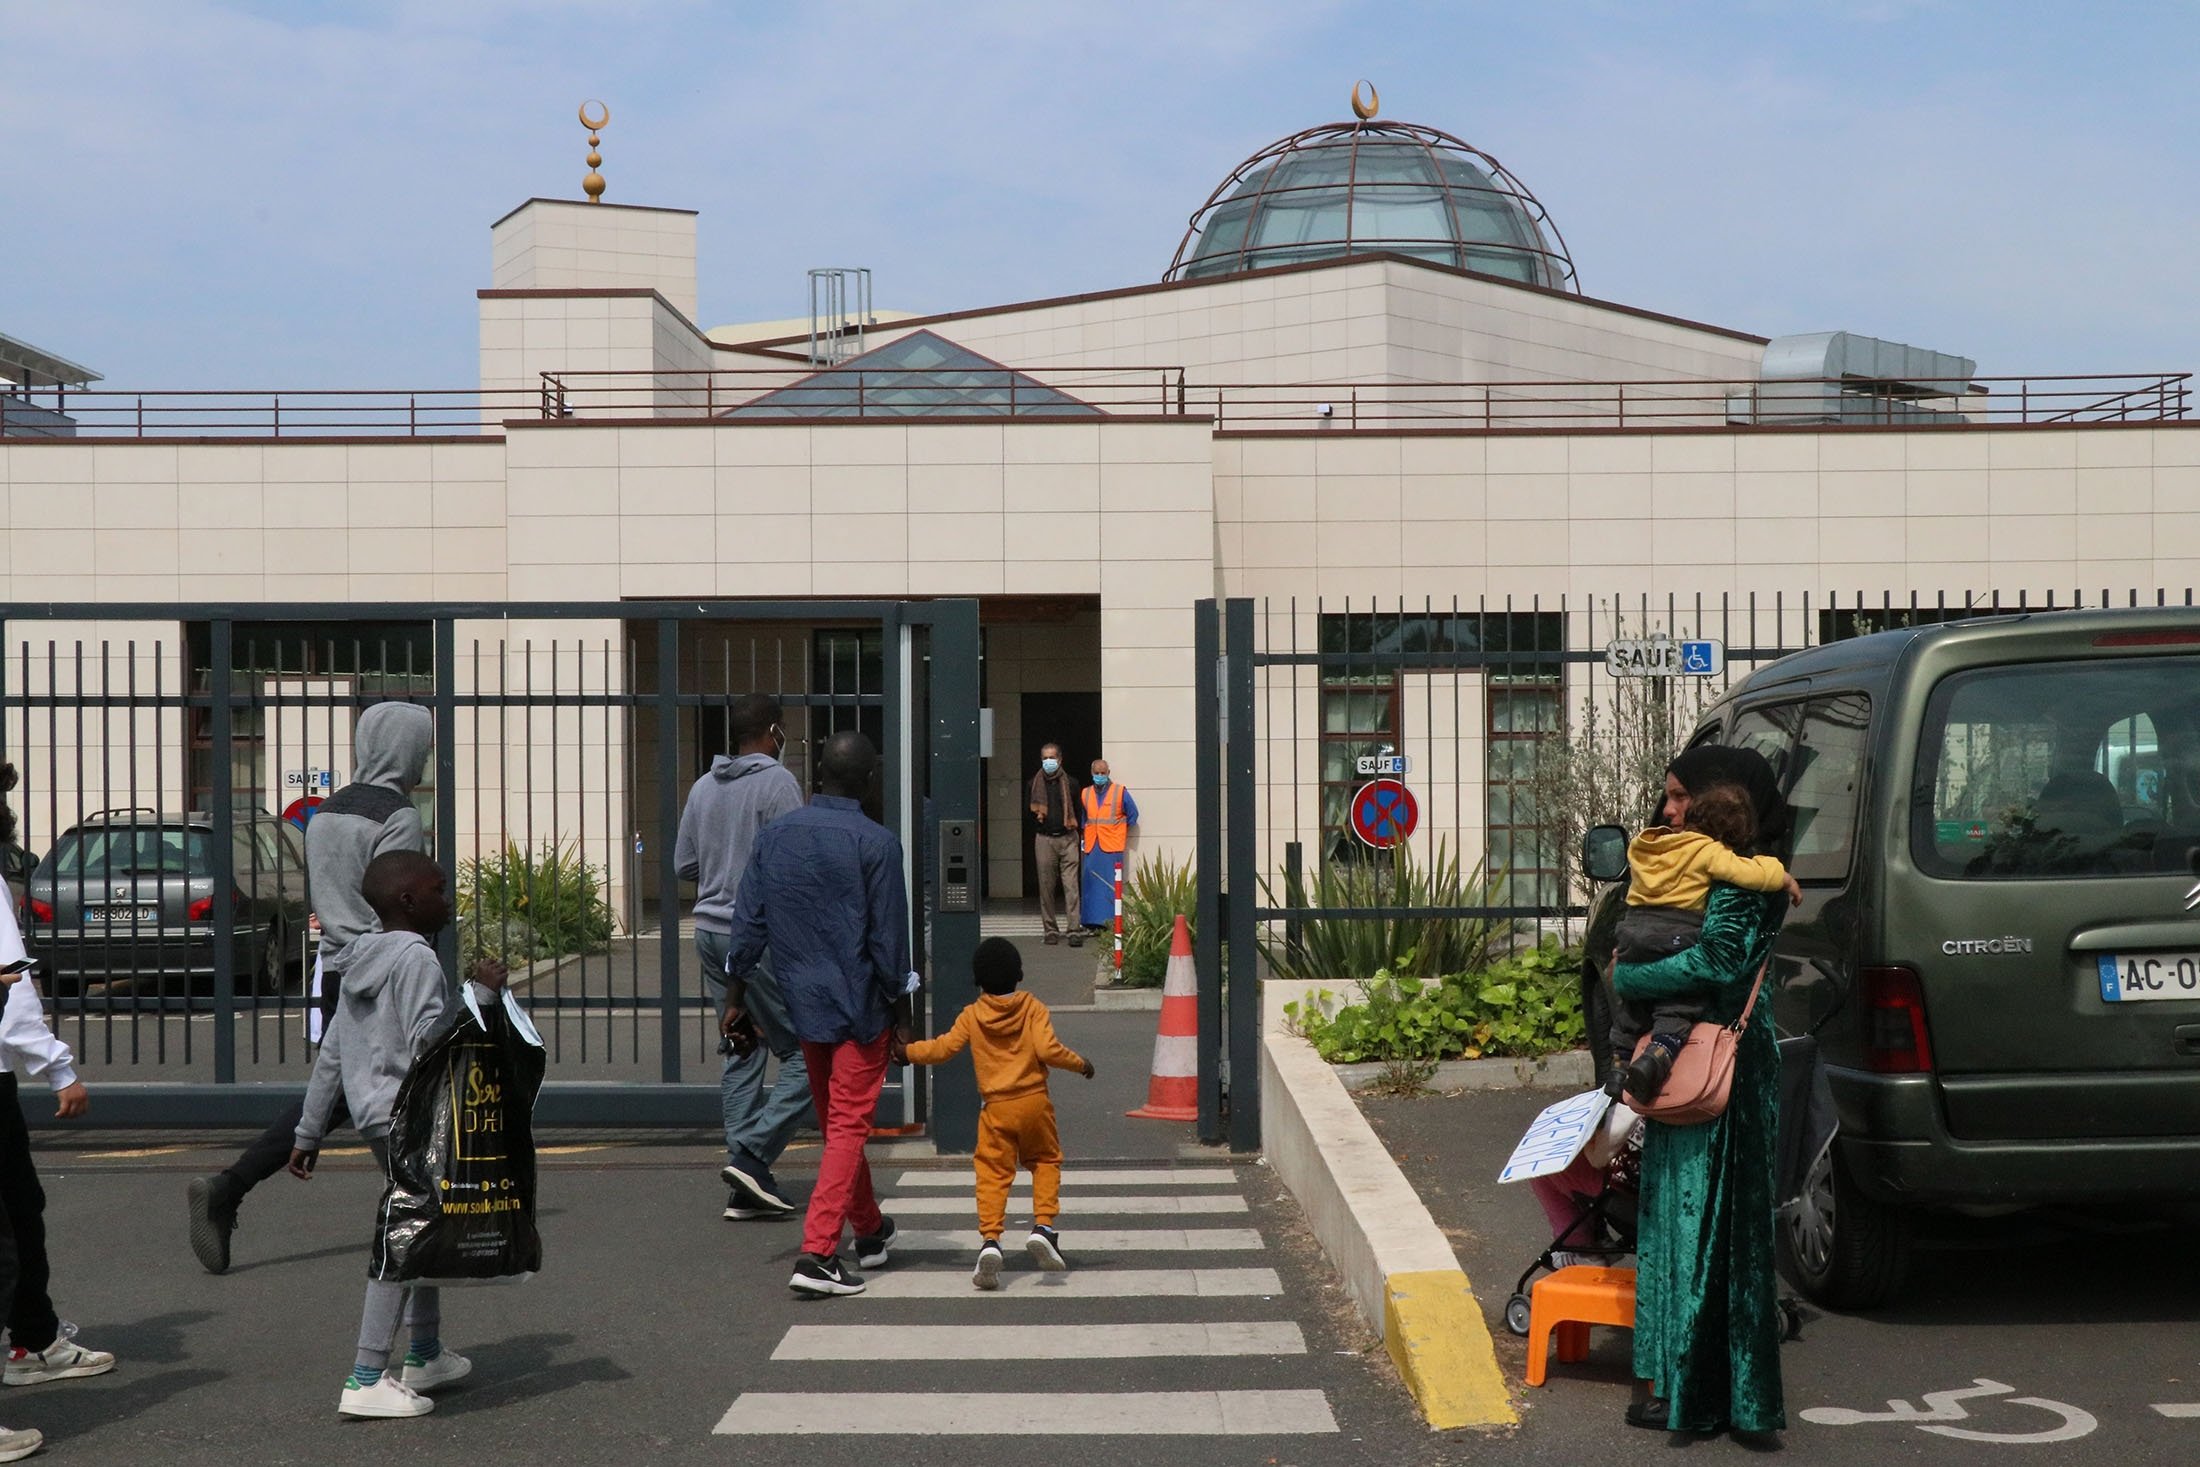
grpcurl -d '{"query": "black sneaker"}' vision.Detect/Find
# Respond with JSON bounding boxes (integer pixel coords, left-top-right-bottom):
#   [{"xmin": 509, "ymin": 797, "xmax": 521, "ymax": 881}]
[
  {"xmin": 723, "ymin": 1190, "xmax": 776, "ymax": 1221},
  {"xmin": 1067, "ymin": 932, "xmax": 1084, "ymax": 948},
  {"xmin": 187, "ymin": 1175, "xmax": 239, "ymax": 1275},
  {"xmin": 972, "ymin": 1239, "xmax": 1004, "ymax": 1291},
  {"xmin": 853, "ymin": 1216, "xmax": 896, "ymax": 1269},
  {"xmin": 789, "ymin": 1252, "xmax": 865, "ymax": 1297},
  {"xmin": 1601, "ymin": 1064, "xmax": 1628, "ymax": 1100},
  {"xmin": 1623, "ymin": 1043, "xmax": 1677, "ymax": 1104},
  {"xmin": 722, "ymin": 1154, "xmax": 795, "ymax": 1214},
  {"xmin": 1025, "ymin": 1224, "xmax": 1066, "ymax": 1271}
]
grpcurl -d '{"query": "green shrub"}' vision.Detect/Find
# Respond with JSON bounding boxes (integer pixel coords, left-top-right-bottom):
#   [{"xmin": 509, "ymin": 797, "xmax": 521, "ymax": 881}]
[
  {"xmin": 1282, "ymin": 937, "xmax": 1585, "ymax": 1066},
  {"xmin": 1259, "ymin": 839, "xmax": 1498, "ymax": 982},
  {"xmin": 1118, "ymin": 854, "xmax": 1196, "ymax": 988},
  {"xmin": 459, "ymin": 840, "xmax": 614, "ymax": 966}
]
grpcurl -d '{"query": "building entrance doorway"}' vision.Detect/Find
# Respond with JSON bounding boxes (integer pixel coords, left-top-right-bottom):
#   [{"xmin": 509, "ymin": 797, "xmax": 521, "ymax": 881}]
[{"xmin": 1017, "ymin": 691, "xmax": 1101, "ymax": 898}]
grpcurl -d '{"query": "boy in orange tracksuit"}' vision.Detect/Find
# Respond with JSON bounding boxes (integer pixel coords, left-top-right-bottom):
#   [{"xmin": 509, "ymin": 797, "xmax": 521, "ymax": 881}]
[{"xmin": 897, "ymin": 938, "xmax": 1094, "ymax": 1290}]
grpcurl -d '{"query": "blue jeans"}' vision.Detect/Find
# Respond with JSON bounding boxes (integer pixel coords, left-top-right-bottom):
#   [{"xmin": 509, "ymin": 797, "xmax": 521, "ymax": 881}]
[{"xmin": 695, "ymin": 929, "xmax": 813, "ymax": 1170}]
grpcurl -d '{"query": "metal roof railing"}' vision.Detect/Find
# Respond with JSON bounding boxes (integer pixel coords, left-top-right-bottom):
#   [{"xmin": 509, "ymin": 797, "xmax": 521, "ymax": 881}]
[{"xmin": 0, "ymin": 370, "xmax": 2186, "ymax": 440}]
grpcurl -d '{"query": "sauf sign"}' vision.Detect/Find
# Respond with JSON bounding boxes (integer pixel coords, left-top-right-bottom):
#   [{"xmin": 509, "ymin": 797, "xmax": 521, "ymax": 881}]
[{"xmin": 1605, "ymin": 634, "xmax": 1725, "ymax": 678}]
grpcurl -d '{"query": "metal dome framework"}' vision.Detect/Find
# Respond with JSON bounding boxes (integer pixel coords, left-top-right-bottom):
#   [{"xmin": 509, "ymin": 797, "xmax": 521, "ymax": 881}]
[{"xmin": 1165, "ymin": 119, "xmax": 1578, "ymax": 292}]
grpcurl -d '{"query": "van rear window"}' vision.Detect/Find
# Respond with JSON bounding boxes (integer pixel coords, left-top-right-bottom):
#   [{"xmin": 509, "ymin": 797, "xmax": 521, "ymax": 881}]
[{"xmin": 1914, "ymin": 656, "xmax": 2200, "ymax": 879}]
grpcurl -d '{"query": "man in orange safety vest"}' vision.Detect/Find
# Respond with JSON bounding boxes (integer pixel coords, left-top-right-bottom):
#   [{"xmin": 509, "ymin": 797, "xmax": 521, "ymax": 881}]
[{"xmin": 1077, "ymin": 758, "xmax": 1138, "ymax": 936}]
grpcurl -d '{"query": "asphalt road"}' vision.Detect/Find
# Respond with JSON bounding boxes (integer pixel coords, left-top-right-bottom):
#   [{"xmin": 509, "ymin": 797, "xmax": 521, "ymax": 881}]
[
  {"xmin": 10, "ymin": 1140, "xmax": 1464, "ymax": 1467},
  {"xmin": 1365, "ymin": 1086, "xmax": 2200, "ymax": 1463}
]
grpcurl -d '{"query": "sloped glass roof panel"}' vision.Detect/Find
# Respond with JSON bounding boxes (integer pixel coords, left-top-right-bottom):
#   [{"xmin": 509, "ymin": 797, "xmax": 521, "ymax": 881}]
[{"xmin": 724, "ymin": 330, "xmax": 1101, "ymax": 419}]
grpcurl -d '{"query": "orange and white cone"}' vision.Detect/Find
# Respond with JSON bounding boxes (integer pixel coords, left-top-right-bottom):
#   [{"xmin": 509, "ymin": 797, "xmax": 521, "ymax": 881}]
[{"xmin": 1127, "ymin": 913, "xmax": 1198, "ymax": 1122}]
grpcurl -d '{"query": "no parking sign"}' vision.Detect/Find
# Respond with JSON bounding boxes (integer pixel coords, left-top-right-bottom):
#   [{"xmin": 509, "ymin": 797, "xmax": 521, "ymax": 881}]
[{"xmin": 1350, "ymin": 778, "xmax": 1418, "ymax": 849}]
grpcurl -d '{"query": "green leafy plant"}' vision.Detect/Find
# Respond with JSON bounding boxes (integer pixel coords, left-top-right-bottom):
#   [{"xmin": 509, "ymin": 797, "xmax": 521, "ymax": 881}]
[
  {"xmin": 1259, "ymin": 839, "xmax": 1498, "ymax": 982},
  {"xmin": 1281, "ymin": 938, "xmax": 1586, "ymax": 1067},
  {"xmin": 1116, "ymin": 853, "xmax": 1196, "ymax": 988},
  {"xmin": 459, "ymin": 840, "xmax": 615, "ymax": 967}
]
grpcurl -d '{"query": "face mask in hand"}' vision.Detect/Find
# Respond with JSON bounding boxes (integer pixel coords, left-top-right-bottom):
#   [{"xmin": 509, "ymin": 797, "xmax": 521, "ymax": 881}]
[
  {"xmin": 1092, "ymin": 773, "xmax": 1110, "ymax": 788},
  {"xmin": 1041, "ymin": 758, "xmax": 1060, "ymax": 775}
]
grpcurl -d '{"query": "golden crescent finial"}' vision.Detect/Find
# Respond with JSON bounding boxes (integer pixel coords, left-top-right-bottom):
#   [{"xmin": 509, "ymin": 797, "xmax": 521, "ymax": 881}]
[
  {"xmin": 579, "ymin": 101, "xmax": 609, "ymax": 202},
  {"xmin": 1351, "ymin": 79, "xmax": 1378, "ymax": 120}
]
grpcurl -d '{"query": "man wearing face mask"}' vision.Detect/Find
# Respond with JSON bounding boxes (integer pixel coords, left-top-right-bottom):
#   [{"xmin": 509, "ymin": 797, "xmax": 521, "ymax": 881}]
[
  {"xmin": 1079, "ymin": 758, "xmax": 1139, "ymax": 938},
  {"xmin": 1027, "ymin": 744, "xmax": 1082, "ymax": 947},
  {"xmin": 677, "ymin": 693, "xmax": 810, "ymax": 1219}
]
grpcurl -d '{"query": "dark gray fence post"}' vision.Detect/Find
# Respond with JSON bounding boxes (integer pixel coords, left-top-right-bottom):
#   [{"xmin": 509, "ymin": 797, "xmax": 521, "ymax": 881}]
[
  {"xmin": 209, "ymin": 620, "xmax": 237, "ymax": 1085},
  {"xmin": 1193, "ymin": 600, "xmax": 1223, "ymax": 1144},
  {"xmin": 1225, "ymin": 597, "xmax": 1259, "ymax": 1152},
  {"xmin": 655, "ymin": 617, "xmax": 683, "ymax": 1084},
  {"xmin": 924, "ymin": 598, "xmax": 982, "ymax": 1153},
  {"xmin": 433, "ymin": 618, "xmax": 458, "ymax": 980}
]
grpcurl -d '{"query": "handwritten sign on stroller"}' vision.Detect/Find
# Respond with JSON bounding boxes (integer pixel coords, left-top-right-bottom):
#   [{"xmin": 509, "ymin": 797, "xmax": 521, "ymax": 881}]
[{"xmin": 1498, "ymin": 1088, "xmax": 1614, "ymax": 1184}]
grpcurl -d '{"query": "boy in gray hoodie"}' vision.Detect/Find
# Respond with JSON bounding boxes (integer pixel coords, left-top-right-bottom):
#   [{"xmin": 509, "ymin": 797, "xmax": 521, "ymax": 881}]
[
  {"xmin": 289, "ymin": 849, "xmax": 505, "ymax": 1420},
  {"xmin": 188, "ymin": 700, "xmax": 438, "ymax": 1274},
  {"xmin": 674, "ymin": 693, "xmax": 809, "ymax": 1217}
]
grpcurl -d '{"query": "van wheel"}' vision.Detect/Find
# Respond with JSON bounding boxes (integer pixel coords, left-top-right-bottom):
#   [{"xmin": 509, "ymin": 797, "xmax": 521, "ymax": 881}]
[{"xmin": 1779, "ymin": 1144, "xmax": 1910, "ymax": 1310}]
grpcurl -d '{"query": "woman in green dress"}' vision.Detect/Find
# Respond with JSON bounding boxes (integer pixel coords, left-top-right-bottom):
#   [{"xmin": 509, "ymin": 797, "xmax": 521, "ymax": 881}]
[{"xmin": 1613, "ymin": 746, "xmax": 1790, "ymax": 1440}]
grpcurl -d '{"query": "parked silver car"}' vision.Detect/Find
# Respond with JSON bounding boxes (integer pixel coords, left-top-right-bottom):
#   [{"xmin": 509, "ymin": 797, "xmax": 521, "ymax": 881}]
[{"xmin": 26, "ymin": 810, "xmax": 310, "ymax": 997}]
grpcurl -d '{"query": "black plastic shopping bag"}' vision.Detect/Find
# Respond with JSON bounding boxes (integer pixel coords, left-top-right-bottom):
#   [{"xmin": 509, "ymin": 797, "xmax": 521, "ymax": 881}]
[{"xmin": 372, "ymin": 987, "xmax": 547, "ymax": 1282}]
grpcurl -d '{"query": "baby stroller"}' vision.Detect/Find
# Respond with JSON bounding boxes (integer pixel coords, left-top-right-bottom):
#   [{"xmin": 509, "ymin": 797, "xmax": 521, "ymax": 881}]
[{"xmin": 1502, "ymin": 1115, "xmax": 1642, "ymax": 1336}]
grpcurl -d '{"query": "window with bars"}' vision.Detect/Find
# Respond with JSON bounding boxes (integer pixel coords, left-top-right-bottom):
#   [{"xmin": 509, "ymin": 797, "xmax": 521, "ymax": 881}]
[{"xmin": 1314, "ymin": 611, "xmax": 1564, "ymax": 888}]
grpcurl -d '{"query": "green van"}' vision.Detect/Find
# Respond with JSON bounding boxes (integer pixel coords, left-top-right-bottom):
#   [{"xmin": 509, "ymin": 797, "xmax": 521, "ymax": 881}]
[{"xmin": 1580, "ymin": 609, "xmax": 2200, "ymax": 1309}]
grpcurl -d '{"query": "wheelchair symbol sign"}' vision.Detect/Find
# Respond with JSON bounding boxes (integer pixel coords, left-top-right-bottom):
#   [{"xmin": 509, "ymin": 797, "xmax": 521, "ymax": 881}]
[{"xmin": 1678, "ymin": 639, "xmax": 1724, "ymax": 676}]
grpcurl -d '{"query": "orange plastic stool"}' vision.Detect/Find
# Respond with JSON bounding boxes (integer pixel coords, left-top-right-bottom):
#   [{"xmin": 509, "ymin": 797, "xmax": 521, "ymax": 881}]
[{"xmin": 1525, "ymin": 1265, "xmax": 1636, "ymax": 1387}]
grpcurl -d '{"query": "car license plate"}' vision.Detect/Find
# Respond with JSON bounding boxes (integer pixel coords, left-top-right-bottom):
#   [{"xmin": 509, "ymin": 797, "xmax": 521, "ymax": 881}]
[
  {"xmin": 82, "ymin": 906, "xmax": 160, "ymax": 926},
  {"xmin": 2097, "ymin": 953, "xmax": 2200, "ymax": 1002}
]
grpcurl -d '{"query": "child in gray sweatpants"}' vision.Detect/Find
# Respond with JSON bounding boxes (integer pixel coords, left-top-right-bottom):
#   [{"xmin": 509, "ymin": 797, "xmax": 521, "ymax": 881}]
[{"xmin": 288, "ymin": 850, "xmax": 506, "ymax": 1420}]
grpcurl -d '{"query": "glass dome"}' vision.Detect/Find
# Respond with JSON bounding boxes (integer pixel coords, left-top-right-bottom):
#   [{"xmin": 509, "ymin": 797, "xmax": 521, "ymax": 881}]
[{"xmin": 1167, "ymin": 118, "xmax": 1576, "ymax": 291}]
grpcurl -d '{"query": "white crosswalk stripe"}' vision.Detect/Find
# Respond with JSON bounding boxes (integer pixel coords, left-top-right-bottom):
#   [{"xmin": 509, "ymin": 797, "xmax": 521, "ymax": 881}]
[
  {"xmin": 720, "ymin": 1167, "xmax": 1339, "ymax": 1438},
  {"xmin": 883, "ymin": 1193, "xmax": 1248, "ymax": 1215},
  {"xmin": 890, "ymin": 1227, "xmax": 1263, "ymax": 1253},
  {"xmin": 715, "ymin": 1390, "xmax": 1340, "ymax": 1436},
  {"xmin": 890, "ymin": 1168, "xmax": 1239, "ymax": 1188},
  {"xmin": 859, "ymin": 1267, "xmax": 1283, "ymax": 1299},
  {"xmin": 773, "ymin": 1321, "xmax": 1307, "ymax": 1360}
]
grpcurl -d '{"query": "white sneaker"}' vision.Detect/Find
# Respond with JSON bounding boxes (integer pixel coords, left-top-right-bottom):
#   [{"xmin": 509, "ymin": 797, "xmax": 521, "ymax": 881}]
[
  {"xmin": 0, "ymin": 1426, "xmax": 40, "ymax": 1461},
  {"xmin": 4, "ymin": 1325, "xmax": 114, "ymax": 1386},
  {"xmin": 400, "ymin": 1346, "xmax": 472, "ymax": 1392},
  {"xmin": 338, "ymin": 1374, "xmax": 433, "ymax": 1419},
  {"xmin": 972, "ymin": 1241, "xmax": 1004, "ymax": 1291}
]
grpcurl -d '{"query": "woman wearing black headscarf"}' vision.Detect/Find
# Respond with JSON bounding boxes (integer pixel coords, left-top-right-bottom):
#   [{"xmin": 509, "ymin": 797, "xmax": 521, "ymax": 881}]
[{"xmin": 1613, "ymin": 745, "xmax": 1789, "ymax": 1442}]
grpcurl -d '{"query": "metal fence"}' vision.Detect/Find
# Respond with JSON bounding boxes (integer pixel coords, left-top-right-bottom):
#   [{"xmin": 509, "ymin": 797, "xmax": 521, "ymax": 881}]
[
  {"xmin": 1191, "ymin": 586, "xmax": 2196, "ymax": 1148},
  {"xmin": 2, "ymin": 370, "xmax": 2184, "ymax": 439},
  {"xmin": 0, "ymin": 600, "xmax": 983, "ymax": 1134}
]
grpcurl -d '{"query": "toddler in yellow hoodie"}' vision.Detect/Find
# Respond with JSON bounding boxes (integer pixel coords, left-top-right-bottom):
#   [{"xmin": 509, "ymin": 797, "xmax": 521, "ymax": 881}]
[
  {"xmin": 1609, "ymin": 783, "xmax": 1799, "ymax": 1103},
  {"xmin": 898, "ymin": 938, "xmax": 1093, "ymax": 1290}
]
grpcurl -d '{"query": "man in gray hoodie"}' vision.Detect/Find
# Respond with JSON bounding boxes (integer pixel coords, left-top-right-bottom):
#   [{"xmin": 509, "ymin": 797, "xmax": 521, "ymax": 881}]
[
  {"xmin": 185, "ymin": 700, "xmax": 437, "ymax": 1273},
  {"xmin": 675, "ymin": 692, "xmax": 808, "ymax": 1218}
]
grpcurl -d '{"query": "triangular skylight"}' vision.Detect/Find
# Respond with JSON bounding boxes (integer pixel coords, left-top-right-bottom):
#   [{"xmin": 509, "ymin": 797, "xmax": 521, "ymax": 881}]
[{"xmin": 723, "ymin": 330, "xmax": 1101, "ymax": 419}]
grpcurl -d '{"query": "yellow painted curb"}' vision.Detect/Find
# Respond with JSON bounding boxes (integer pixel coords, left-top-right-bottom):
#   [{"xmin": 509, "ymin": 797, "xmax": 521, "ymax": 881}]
[{"xmin": 1384, "ymin": 1268, "xmax": 1518, "ymax": 1430}]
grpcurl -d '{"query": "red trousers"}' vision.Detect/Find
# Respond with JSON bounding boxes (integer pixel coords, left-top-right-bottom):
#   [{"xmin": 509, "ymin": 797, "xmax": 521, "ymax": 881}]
[{"xmin": 799, "ymin": 1033, "xmax": 890, "ymax": 1258}]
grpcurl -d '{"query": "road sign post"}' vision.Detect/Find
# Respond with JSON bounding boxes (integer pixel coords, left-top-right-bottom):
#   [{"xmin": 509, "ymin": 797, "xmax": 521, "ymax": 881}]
[{"xmin": 1350, "ymin": 777, "xmax": 1419, "ymax": 849}]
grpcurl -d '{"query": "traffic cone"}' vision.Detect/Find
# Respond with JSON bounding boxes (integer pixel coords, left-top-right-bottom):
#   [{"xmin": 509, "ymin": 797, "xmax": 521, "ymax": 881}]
[{"xmin": 1127, "ymin": 914, "xmax": 1199, "ymax": 1121}]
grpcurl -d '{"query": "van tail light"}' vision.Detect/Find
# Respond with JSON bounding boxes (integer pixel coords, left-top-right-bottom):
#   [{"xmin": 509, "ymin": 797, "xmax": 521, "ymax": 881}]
[
  {"xmin": 187, "ymin": 891, "xmax": 245, "ymax": 923},
  {"xmin": 1863, "ymin": 965, "xmax": 1935, "ymax": 1074},
  {"xmin": 27, "ymin": 900, "xmax": 52, "ymax": 925}
]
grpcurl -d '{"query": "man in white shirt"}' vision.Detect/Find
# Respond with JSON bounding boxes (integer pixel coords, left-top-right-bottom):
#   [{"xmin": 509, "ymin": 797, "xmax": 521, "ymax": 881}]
[{"xmin": 0, "ymin": 897, "xmax": 115, "ymax": 1461}]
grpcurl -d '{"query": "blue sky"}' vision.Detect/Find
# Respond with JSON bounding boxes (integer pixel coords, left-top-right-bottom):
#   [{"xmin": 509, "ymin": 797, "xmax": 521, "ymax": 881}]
[{"xmin": 6, "ymin": 1, "xmax": 2196, "ymax": 389}]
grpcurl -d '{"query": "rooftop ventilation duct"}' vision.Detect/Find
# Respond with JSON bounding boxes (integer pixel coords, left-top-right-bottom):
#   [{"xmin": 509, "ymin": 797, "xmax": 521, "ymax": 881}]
[{"xmin": 1730, "ymin": 331, "xmax": 1977, "ymax": 426}]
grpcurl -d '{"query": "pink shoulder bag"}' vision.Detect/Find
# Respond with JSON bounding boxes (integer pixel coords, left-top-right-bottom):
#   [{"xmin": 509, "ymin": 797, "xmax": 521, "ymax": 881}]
[{"xmin": 1627, "ymin": 962, "xmax": 1768, "ymax": 1125}]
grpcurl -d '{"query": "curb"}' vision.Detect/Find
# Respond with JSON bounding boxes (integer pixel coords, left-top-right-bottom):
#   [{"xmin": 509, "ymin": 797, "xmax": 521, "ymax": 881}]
[
  {"xmin": 1260, "ymin": 1027, "xmax": 1516, "ymax": 1430},
  {"xmin": 1335, "ymin": 1050, "xmax": 1593, "ymax": 1093},
  {"xmin": 1090, "ymin": 986, "xmax": 1163, "ymax": 1011}
]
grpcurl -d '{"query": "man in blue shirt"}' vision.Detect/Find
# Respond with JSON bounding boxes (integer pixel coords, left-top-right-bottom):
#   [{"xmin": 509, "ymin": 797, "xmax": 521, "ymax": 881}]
[{"xmin": 723, "ymin": 731, "xmax": 911, "ymax": 1298}]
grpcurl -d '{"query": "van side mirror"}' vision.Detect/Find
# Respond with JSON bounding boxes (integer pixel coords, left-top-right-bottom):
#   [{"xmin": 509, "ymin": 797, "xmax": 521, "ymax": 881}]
[{"xmin": 1581, "ymin": 825, "xmax": 1629, "ymax": 884}]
